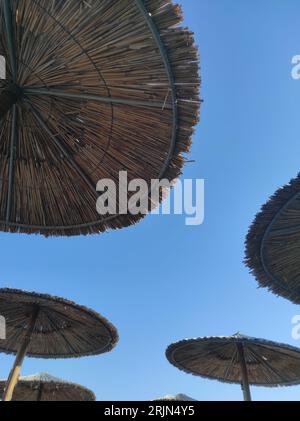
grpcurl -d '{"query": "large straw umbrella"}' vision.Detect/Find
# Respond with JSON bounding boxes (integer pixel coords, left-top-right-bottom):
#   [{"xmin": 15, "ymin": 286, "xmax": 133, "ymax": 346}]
[
  {"xmin": 245, "ymin": 174, "xmax": 300, "ymax": 304},
  {"xmin": 0, "ymin": 288, "xmax": 118, "ymax": 401},
  {"xmin": 166, "ymin": 333, "xmax": 300, "ymax": 401},
  {"xmin": 0, "ymin": 0, "xmax": 200, "ymax": 236},
  {"xmin": 0, "ymin": 372, "xmax": 96, "ymax": 401}
]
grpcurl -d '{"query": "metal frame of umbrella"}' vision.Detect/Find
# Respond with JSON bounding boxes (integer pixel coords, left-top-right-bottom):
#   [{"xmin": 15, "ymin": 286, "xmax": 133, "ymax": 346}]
[
  {"xmin": 166, "ymin": 333, "xmax": 300, "ymax": 401},
  {"xmin": 0, "ymin": 0, "xmax": 200, "ymax": 236},
  {"xmin": 0, "ymin": 372, "xmax": 96, "ymax": 401},
  {"xmin": 0, "ymin": 288, "xmax": 118, "ymax": 402}
]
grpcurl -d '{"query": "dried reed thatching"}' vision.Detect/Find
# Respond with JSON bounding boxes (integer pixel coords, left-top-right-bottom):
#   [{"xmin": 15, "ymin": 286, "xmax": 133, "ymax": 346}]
[
  {"xmin": 0, "ymin": 372, "xmax": 96, "ymax": 401},
  {"xmin": 0, "ymin": 0, "xmax": 200, "ymax": 236},
  {"xmin": 245, "ymin": 174, "xmax": 300, "ymax": 304},
  {"xmin": 166, "ymin": 333, "xmax": 300, "ymax": 388},
  {"xmin": 0, "ymin": 288, "xmax": 118, "ymax": 358}
]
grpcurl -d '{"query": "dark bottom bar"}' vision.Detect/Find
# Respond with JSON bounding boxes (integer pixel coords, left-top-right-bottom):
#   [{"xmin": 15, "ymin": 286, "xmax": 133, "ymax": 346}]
[{"xmin": 0, "ymin": 401, "xmax": 296, "ymax": 417}]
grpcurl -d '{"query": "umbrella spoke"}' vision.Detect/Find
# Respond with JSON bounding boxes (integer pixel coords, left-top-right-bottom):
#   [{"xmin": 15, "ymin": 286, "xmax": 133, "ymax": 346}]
[
  {"xmin": 3, "ymin": 0, "xmax": 16, "ymax": 81},
  {"xmin": 255, "ymin": 342, "xmax": 300, "ymax": 363},
  {"xmin": 24, "ymin": 100, "xmax": 96, "ymax": 193},
  {"xmin": 23, "ymin": 87, "xmax": 171, "ymax": 110},
  {"xmin": 42, "ymin": 309, "xmax": 78, "ymax": 356},
  {"xmin": 248, "ymin": 346, "xmax": 289, "ymax": 383},
  {"xmin": 178, "ymin": 342, "xmax": 232, "ymax": 365},
  {"xmin": 223, "ymin": 347, "xmax": 238, "ymax": 381},
  {"xmin": 134, "ymin": 0, "xmax": 177, "ymax": 179},
  {"xmin": 41, "ymin": 305, "xmax": 113, "ymax": 350},
  {"xmin": 5, "ymin": 103, "xmax": 17, "ymax": 222}
]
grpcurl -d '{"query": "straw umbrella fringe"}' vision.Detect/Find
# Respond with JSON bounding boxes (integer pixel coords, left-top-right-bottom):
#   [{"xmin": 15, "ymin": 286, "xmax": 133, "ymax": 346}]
[
  {"xmin": 245, "ymin": 173, "xmax": 300, "ymax": 304},
  {"xmin": 0, "ymin": 0, "xmax": 201, "ymax": 236},
  {"xmin": 0, "ymin": 288, "xmax": 118, "ymax": 401},
  {"xmin": 0, "ymin": 373, "xmax": 96, "ymax": 401},
  {"xmin": 166, "ymin": 334, "xmax": 300, "ymax": 401}
]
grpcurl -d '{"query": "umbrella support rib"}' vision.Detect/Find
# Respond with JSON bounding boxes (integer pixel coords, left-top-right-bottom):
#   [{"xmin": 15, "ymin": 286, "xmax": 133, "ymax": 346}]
[
  {"xmin": 134, "ymin": 0, "xmax": 178, "ymax": 178},
  {"xmin": 237, "ymin": 343, "xmax": 252, "ymax": 402},
  {"xmin": 5, "ymin": 103, "xmax": 17, "ymax": 222},
  {"xmin": 3, "ymin": 306, "xmax": 39, "ymax": 402},
  {"xmin": 24, "ymin": 101, "xmax": 96, "ymax": 193},
  {"xmin": 3, "ymin": 0, "xmax": 17, "ymax": 81},
  {"xmin": 23, "ymin": 88, "xmax": 172, "ymax": 110}
]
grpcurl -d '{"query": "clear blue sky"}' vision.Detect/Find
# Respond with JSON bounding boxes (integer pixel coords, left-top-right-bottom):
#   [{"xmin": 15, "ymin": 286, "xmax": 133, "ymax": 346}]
[{"xmin": 1, "ymin": 0, "xmax": 300, "ymax": 401}]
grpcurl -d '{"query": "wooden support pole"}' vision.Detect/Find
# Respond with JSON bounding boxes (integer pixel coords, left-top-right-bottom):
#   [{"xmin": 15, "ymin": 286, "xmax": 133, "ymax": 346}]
[
  {"xmin": 36, "ymin": 383, "xmax": 44, "ymax": 402},
  {"xmin": 237, "ymin": 343, "xmax": 252, "ymax": 402},
  {"xmin": 3, "ymin": 306, "xmax": 39, "ymax": 402}
]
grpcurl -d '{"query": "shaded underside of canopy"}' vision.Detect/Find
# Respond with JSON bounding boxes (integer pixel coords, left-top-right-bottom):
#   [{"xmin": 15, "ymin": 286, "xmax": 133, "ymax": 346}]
[
  {"xmin": 245, "ymin": 173, "xmax": 300, "ymax": 304},
  {"xmin": 166, "ymin": 334, "xmax": 300, "ymax": 387},
  {"xmin": 0, "ymin": 288, "xmax": 118, "ymax": 358},
  {"xmin": 0, "ymin": 0, "xmax": 200, "ymax": 236},
  {"xmin": 0, "ymin": 373, "xmax": 96, "ymax": 401}
]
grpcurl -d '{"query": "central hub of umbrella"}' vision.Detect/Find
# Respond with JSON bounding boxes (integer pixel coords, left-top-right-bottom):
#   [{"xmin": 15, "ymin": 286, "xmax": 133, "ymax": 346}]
[{"xmin": 0, "ymin": 83, "xmax": 23, "ymax": 119}]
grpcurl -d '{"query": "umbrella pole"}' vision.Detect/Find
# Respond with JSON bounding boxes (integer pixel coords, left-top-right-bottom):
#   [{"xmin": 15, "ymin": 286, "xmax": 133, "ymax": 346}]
[
  {"xmin": 3, "ymin": 307, "xmax": 39, "ymax": 402},
  {"xmin": 237, "ymin": 343, "xmax": 252, "ymax": 402},
  {"xmin": 37, "ymin": 384, "xmax": 44, "ymax": 402}
]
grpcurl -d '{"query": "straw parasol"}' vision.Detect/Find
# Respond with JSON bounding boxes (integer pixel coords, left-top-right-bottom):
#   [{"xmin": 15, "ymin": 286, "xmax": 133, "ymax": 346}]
[
  {"xmin": 0, "ymin": 0, "xmax": 200, "ymax": 236},
  {"xmin": 153, "ymin": 394, "xmax": 196, "ymax": 401},
  {"xmin": 0, "ymin": 372, "xmax": 96, "ymax": 401},
  {"xmin": 166, "ymin": 333, "xmax": 300, "ymax": 401},
  {"xmin": 245, "ymin": 174, "xmax": 300, "ymax": 304},
  {"xmin": 0, "ymin": 288, "xmax": 118, "ymax": 401}
]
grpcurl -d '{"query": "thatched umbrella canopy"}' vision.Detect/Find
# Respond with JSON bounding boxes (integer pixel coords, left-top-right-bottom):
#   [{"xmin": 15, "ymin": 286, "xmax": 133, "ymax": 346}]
[
  {"xmin": 0, "ymin": 0, "xmax": 200, "ymax": 236},
  {"xmin": 245, "ymin": 174, "xmax": 300, "ymax": 304},
  {"xmin": 0, "ymin": 372, "xmax": 96, "ymax": 401},
  {"xmin": 153, "ymin": 394, "xmax": 196, "ymax": 401},
  {"xmin": 166, "ymin": 333, "xmax": 300, "ymax": 401},
  {"xmin": 0, "ymin": 288, "xmax": 118, "ymax": 401}
]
